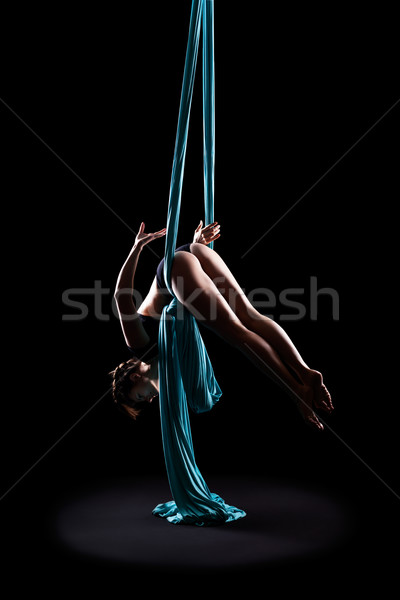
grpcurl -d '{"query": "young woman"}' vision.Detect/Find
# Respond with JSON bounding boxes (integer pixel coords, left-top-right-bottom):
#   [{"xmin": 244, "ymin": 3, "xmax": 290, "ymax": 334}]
[{"xmin": 110, "ymin": 221, "xmax": 333, "ymax": 430}]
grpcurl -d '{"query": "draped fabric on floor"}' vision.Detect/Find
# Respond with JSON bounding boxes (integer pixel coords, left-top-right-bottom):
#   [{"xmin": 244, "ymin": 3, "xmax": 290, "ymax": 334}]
[{"xmin": 152, "ymin": 0, "xmax": 246, "ymax": 526}]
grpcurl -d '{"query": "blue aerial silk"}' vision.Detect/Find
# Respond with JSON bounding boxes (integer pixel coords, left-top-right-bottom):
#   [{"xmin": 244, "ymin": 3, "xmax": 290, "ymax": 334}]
[{"xmin": 152, "ymin": 0, "xmax": 246, "ymax": 526}]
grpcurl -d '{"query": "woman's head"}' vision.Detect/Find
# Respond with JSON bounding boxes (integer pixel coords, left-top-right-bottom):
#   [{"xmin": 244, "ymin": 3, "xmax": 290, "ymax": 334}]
[{"xmin": 110, "ymin": 357, "xmax": 159, "ymax": 420}]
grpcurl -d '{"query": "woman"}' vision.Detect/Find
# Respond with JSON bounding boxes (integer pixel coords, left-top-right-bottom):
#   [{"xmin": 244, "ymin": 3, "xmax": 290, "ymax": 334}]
[{"xmin": 110, "ymin": 221, "xmax": 333, "ymax": 430}]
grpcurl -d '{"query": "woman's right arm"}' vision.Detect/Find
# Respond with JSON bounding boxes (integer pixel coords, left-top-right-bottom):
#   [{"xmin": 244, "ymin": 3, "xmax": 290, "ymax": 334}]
[{"xmin": 114, "ymin": 222, "xmax": 166, "ymax": 348}]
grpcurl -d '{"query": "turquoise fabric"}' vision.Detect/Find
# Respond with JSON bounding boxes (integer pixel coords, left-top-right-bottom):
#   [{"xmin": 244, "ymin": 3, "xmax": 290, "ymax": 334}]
[
  {"xmin": 152, "ymin": 0, "xmax": 246, "ymax": 526},
  {"xmin": 202, "ymin": 0, "xmax": 215, "ymax": 249}
]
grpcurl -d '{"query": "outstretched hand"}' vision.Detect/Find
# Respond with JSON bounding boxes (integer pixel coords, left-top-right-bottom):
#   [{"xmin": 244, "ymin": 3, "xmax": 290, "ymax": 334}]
[
  {"xmin": 135, "ymin": 222, "xmax": 166, "ymax": 249},
  {"xmin": 193, "ymin": 220, "xmax": 221, "ymax": 245}
]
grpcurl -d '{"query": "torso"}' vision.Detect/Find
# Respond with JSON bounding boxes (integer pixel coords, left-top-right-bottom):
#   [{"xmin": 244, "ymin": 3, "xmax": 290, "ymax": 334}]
[
  {"xmin": 137, "ymin": 276, "xmax": 171, "ymax": 319},
  {"xmin": 138, "ymin": 245, "xmax": 193, "ymax": 319}
]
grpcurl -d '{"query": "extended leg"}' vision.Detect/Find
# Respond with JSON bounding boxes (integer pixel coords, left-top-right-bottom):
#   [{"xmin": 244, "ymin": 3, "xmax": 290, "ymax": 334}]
[
  {"xmin": 189, "ymin": 243, "xmax": 333, "ymax": 417},
  {"xmin": 171, "ymin": 252, "xmax": 325, "ymax": 429}
]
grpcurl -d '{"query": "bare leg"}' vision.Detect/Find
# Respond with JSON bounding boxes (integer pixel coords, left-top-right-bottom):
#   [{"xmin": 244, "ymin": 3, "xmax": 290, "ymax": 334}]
[
  {"xmin": 171, "ymin": 251, "xmax": 326, "ymax": 429},
  {"xmin": 189, "ymin": 243, "xmax": 333, "ymax": 417},
  {"xmin": 241, "ymin": 315, "xmax": 333, "ymax": 414}
]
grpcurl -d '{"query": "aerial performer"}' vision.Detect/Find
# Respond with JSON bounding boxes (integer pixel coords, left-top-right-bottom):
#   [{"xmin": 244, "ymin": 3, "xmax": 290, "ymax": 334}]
[{"xmin": 110, "ymin": 0, "xmax": 333, "ymax": 526}]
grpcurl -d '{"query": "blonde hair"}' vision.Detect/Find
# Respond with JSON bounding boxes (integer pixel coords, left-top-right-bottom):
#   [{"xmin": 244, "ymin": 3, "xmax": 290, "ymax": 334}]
[{"xmin": 109, "ymin": 357, "xmax": 142, "ymax": 420}]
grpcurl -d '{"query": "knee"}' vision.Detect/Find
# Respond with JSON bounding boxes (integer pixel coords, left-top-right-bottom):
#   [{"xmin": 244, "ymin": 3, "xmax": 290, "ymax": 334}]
[
  {"xmin": 171, "ymin": 251, "xmax": 201, "ymax": 283},
  {"xmin": 190, "ymin": 242, "xmax": 205, "ymax": 251},
  {"xmin": 190, "ymin": 242, "xmax": 214, "ymax": 259}
]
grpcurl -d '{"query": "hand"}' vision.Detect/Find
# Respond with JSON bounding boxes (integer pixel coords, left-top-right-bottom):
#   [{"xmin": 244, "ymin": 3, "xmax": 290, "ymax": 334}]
[
  {"xmin": 193, "ymin": 220, "xmax": 221, "ymax": 245},
  {"xmin": 134, "ymin": 222, "xmax": 166, "ymax": 249}
]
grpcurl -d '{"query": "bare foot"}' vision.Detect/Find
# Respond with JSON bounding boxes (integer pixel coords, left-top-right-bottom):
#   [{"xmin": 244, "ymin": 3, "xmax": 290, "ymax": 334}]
[
  {"xmin": 308, "ymin": 370, "xmax": 334, "ymax": 414},
  {"xmin": 294, "ymin": 384, "xmax": 324, "ymax": 431}
]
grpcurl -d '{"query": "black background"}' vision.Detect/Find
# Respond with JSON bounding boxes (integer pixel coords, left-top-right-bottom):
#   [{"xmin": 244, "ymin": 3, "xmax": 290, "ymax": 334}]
[{"xmin": 1, "ymin": 1, "xmax": 399, "ymax": 592}]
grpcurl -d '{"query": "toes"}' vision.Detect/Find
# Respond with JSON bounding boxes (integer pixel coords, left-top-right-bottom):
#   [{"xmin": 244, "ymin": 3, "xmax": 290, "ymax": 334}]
[
  {"xmin": 294, "ymin": 385, "xmax": 325, "ymax": 431},
  {"xmin": 305, "ymin": 413, "xmax": 324, "ymax": 431},
  {"xmin": 314, "ymin": 384, "xmax": 334, "ymax": 413},
  {"xmin": 316, "ymin": 399, "xmax": 333, "ymax": 413},
  {"xmin": 299, "ymin": 402, "xmax": 324, "ymax": 431}
]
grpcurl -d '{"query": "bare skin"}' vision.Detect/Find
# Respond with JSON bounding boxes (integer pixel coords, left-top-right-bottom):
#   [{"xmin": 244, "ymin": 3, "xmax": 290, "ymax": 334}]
[
  {"xmin": 114, "ymin": 221, "xmax": 333, "ymax": 429},
  {"xmin": 127, "ymin": 357, "xmax": 159, "ymax": 404}
]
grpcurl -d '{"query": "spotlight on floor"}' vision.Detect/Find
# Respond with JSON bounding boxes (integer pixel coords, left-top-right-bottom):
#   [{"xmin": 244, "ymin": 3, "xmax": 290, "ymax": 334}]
[{"xmin": 53, "ymin": 477, "xmax": 352, "ymax": 569}]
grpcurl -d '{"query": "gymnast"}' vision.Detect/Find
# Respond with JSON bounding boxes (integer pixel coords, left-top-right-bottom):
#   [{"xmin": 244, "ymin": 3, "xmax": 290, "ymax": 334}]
[{"xmin": 110, "ymin": 221, "xmax": 334, "ymax": 431}]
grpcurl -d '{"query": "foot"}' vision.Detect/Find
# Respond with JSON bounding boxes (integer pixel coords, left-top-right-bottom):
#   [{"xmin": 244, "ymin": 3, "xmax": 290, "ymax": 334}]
[
  {"xmin": 307, "ymin": 370, "xmax": 334, "ymax": 414},
  {"xmin": 294, "ymin": 384, "xmax": 324, "ymax": 431},
  {"xmin": 292, "ymin": 369, "xmax": 333, "ymax": 430}
]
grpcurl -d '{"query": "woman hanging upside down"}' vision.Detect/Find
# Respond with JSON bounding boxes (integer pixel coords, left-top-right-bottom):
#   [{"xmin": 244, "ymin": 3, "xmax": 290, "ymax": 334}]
[{"xmin": 110, "ymin": 221, "xmax": 334, "ymax": 430}]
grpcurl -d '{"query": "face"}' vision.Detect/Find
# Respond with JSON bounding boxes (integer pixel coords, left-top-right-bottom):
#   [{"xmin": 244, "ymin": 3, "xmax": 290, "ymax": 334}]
[{"xmin": 128, "ymin": 361, "xmax": 158, "ymax": 405}]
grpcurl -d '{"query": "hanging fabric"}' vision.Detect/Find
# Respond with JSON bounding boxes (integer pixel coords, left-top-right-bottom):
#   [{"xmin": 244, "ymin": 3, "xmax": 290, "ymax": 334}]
[{"xmin": 152, "ymin": 0, "xmax": 246, "ymax": 526}]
